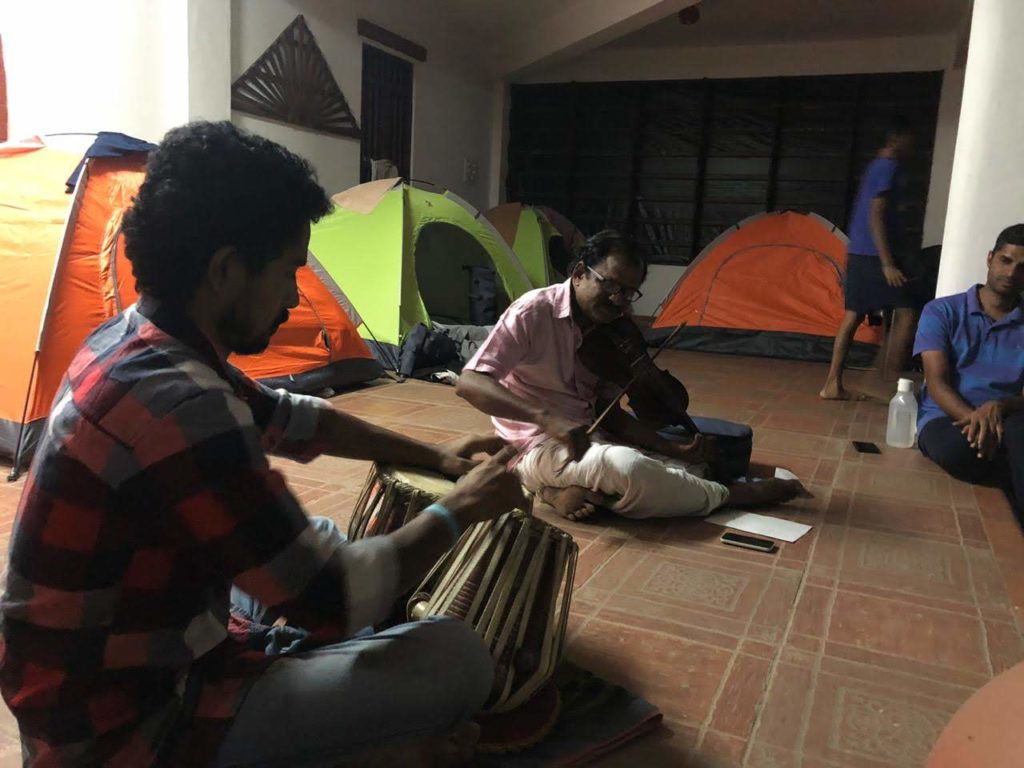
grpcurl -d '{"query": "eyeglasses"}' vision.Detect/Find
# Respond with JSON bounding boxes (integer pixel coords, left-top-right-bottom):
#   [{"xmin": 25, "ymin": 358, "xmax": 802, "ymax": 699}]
[{"xmin": 587, "ymin": 266, "xmax": 643, "ymax": 302}]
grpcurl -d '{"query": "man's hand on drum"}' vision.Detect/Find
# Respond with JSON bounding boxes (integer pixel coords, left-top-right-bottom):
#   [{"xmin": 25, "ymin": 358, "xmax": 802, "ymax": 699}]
[
  {"xmin": 442, "ymin": 445, "xmax": 528, "ymax": 527},
  {"xmin": 436, "ymin": 433, "xmax": 509, "ymax": 477}
]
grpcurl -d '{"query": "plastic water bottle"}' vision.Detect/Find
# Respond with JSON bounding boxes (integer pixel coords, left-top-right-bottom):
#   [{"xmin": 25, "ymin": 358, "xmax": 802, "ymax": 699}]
[{"xmin": 885, "ymin": 378, "xmax": 918, "ymax": 448}]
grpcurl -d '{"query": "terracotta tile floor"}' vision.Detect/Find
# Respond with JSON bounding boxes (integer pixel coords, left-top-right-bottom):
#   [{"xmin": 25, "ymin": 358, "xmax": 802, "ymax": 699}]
[{"xmin": 1, "ymin": 350, "xmax": 1022, "ymax": 767}]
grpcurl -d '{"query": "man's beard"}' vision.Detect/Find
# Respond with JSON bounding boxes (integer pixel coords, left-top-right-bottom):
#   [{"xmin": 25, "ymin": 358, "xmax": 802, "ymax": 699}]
[{"xmin": 218, "ymin": 307, "xmax": 289, "ymax": 355}]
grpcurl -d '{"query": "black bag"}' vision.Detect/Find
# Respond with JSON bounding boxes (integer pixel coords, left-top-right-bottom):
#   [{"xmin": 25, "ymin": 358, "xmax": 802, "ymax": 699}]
[
  {"xmin": 398, "ymin": 323, "xmax": 460, "ymax": 377},
  {"xmin": 659, "ymin": 416, "xmax": 753, "ymax": 482}
]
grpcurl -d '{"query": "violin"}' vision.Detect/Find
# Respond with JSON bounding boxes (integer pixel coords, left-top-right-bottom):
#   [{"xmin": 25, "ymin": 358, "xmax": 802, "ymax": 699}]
[{"xmin": 577, "ymin": 315, "xmax": 699, "ymax": 434}]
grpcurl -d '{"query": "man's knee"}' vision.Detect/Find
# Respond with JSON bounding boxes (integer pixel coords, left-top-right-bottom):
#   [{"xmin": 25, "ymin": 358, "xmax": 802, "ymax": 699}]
[
  {"xmin": 920, "ymin": 425, "xmax": 988, "ymax": 483},
  {"xmin": 1004, "ymin": 412, "xmax": 1024, "ymax": 440},
  {"xmin": 593, "ymin": 444, "xmax": 650, "ymax": 488},
  {"xmin": 408, "ymin": 617, "xmax": 493, "ymax": 713}
]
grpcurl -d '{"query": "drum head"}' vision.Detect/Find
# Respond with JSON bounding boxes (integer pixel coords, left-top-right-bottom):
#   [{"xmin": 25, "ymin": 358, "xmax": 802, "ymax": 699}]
[{"xmin": 385, "ymin": 465, "xmax": 456, "ymax": 497}]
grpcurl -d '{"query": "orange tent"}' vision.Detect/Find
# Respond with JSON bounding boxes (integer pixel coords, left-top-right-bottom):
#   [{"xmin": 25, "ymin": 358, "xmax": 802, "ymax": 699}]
[
  {"xmin": 649, "ymin": 211, "xmax": 883, "ymax": 362},
  {"xmin": 1, "ymin": 141, "xmax": 380, "ymax": 473}
]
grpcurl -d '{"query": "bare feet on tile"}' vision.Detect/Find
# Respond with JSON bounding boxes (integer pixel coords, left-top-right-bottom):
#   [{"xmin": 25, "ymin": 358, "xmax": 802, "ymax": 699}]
[
  {"xmin": 819, "ymin": 380, "xmax": 869, "ymax": 401},
  {"xmin": 540, "ymin": 485, "xmax": 617, "ymax": 522},
  {"xmin": 725, "ymin": 478, "xmax": 810, "ymax": 508}
]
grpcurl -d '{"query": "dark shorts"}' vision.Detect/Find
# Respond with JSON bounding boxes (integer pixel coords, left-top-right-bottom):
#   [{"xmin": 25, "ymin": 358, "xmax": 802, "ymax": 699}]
[{"xmin": 844, "ymin": 253, "xmax": 913, "ymax": 315}]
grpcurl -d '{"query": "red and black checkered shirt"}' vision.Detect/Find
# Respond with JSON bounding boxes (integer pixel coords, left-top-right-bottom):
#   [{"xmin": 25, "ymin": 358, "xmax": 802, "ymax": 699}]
[{"xmin": 1, "ymin": 300, "xmax": 399, "ymax": 766}]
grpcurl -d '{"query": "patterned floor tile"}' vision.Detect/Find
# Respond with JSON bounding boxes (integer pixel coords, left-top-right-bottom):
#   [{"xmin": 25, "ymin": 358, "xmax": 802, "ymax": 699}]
[{"xmin": 1, "ymin": 351, "xmax": 1022, "ymax": 766}]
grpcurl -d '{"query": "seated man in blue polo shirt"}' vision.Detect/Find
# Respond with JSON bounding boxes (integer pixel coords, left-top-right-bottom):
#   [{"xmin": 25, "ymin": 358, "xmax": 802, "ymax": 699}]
[{"xmin": 913, "ymin": 224, "xmax": 1024, "ymax": 518}]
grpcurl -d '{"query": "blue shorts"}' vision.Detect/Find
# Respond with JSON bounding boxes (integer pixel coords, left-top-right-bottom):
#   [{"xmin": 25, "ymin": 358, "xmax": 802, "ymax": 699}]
[{"xmin": 844, "ymin": 253, "xmax": 913, "ymax": 315}]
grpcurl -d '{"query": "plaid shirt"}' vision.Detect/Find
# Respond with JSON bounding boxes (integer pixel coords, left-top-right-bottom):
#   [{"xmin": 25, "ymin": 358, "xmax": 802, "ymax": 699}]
[{"xmin": 1, "ymin": 299, "xmax": 399, "ymax": 766}]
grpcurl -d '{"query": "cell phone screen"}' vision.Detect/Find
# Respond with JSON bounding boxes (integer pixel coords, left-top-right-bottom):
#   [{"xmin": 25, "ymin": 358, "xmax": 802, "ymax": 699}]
[{"xmin": 851, "ymin": 441, "xmax": 882, "ymax": 454}]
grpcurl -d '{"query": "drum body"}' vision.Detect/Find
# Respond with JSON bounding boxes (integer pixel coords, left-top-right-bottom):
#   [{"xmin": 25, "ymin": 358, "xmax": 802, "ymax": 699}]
[
  {"xmin": 408, "ymin": 510, "xmax": 577, "ymax": 715},
  {"xmin": 349, "ymin": 463, "xmax": 578, "ymax": 742},
  {"xmin": 348, "ymin": 464, "xmax": 455, "ymax": 541}
]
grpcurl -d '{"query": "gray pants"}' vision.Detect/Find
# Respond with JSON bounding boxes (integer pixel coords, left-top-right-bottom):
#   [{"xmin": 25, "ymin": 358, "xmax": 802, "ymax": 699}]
[{"xmin": 215, "ymin": 519, "xmax": 493, "ymax": 767}]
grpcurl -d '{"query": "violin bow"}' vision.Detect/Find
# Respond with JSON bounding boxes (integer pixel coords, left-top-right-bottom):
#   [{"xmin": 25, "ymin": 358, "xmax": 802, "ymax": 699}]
[{"xmin": 586, "ymin": 320, "xmax": 688, "ymax": 436}]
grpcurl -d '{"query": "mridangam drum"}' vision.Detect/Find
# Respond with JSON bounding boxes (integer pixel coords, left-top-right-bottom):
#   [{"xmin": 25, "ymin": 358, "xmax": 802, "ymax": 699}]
[
  {"xmin": 408, "ymin": 510, "xmax": 577, "ymax": 716},
  {"xmin": 349, "ymin": 463, "xmax": 578, "ymax": 750},
  {"xmin": 348, "ymin": 464, "xmax": 455, "ymax": 541}
]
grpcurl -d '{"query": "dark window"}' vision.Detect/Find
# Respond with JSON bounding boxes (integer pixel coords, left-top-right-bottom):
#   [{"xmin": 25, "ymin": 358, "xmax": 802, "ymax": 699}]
[
  {"xmin": 507, "ymin": 72, "xmax": 943, "ymax": 265},
  {"xmin": 360, "ymin": 44, "xmax": 413, "ymax": 182}
]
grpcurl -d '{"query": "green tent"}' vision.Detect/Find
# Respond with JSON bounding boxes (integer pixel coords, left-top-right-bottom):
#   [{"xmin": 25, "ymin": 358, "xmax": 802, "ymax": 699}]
[
  {"xmin": 309, "ymin": 179, "xmax": 534, "ymax": 356},
  {"xmin": 484, "ymin": 203, "xmax": 585, "ymax": 288}
]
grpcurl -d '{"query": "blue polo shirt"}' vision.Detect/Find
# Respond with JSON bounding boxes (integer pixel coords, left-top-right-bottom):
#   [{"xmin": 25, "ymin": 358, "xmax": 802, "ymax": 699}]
[
  {"xmin": 914, "ymin": 285, "xmax": 1024, "ymax": 431},
  {"xmin": 848, "ymin": 157, "xmax": 901, "ymax": 256}
]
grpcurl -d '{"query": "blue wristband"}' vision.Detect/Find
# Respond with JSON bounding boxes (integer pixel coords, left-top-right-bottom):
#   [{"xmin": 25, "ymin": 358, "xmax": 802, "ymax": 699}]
[{"xmin": 423, "ymin": 503, "xmax": 462, "ymax": 543}]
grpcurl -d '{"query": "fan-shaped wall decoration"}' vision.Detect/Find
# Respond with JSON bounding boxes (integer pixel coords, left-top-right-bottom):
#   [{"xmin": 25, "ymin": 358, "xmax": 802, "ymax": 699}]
[{"xmin": 231, "ymin": 15, "xmax": 360, "ymax": 139}]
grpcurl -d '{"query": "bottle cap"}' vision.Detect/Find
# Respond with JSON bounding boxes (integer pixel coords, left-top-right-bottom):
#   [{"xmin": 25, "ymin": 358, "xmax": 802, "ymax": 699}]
[{"xmin": 897, "ymin": 378, "xmax": 914, "ymax": 393}]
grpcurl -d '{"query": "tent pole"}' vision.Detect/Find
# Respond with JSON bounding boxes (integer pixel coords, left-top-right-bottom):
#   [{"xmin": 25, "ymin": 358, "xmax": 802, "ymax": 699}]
[
  {"xmin": 7, "ymin": 354, "xmax": 39, "ymax": 482},
  {"xmin": 359, "ymin": 321, "xmax": 403, "ymax": 381}
]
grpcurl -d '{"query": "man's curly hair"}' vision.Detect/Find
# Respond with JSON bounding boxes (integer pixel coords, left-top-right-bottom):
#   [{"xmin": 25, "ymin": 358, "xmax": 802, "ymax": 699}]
[{"xmin": 123, "ymin": 121, "xmax": 332, "ymax": 303}]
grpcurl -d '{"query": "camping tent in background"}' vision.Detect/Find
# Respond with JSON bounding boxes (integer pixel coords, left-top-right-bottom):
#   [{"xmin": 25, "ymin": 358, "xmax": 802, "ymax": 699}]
[
  {"xmin": 538, "ymin": 206, "xmax": 587, "ymax": 271},
  {"xmin": 310, "ymin": 179, "xmax": 534, "ymax": 362},
  {"xmin": 0, "ymin": 140, "xmax": 380, "ymax": 472},
  {"xmin": 484, "ymin": 203, "xmax": 585, "ymax": 287},
  {"xmin": 648, "ymin": 211, "xmax": 883, "ymax": 364}
]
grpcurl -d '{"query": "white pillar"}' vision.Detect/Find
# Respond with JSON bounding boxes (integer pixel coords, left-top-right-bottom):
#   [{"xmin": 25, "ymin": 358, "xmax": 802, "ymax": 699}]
[
  {"xmin": 188, "ymin": 0, "xmax": 232, "ymax": 122},
  {"xmin": 936, "ymin": 0, "xmax": 1024, "ymax": 297}
]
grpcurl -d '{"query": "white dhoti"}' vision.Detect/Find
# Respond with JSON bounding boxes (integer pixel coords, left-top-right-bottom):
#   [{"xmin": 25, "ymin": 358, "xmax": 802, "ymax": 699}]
[{"xmin": 516, "ymin": 438, "xmax": 730, "ymax": 518}]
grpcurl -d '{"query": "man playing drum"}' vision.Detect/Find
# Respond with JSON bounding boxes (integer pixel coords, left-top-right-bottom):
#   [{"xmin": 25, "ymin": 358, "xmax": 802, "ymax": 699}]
[
  {"xmin": 457, "ymin": 231, "xmax": 806, "ymax": 522},
  {"xmin": 0, "ymin": 122, "xmax": 524, "ymax": 767}
]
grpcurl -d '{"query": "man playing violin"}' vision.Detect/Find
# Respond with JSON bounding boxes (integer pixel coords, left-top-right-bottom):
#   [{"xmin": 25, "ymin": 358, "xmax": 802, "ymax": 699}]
[{"xmin": 457, "ymin": 231, "xmax": 805, "ymax": 522}]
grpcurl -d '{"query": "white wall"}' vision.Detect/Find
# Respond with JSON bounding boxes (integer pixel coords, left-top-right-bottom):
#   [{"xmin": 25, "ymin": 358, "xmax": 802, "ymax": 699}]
[
  {"xmin": 513, "ymin": 33, "xmax": 963, "ymax": 315},
  {"xmin": 230, "ymin": 0, "xmax": 362, "ymax": 197},
  {"xmin": 230, "ymin": 0, "xmax": 495, "ymax": 209},
  {"xmin": 411, "ymin": 65, "xmax": 492, "ymax": 205},
  {"xmin": 1, "ymin": 0, "xmax": 230, "ymax": 146},
  {"xmin": 188, "ymin": 0, "xmax": 232, "ymax": 123},
  {"xmin": 1, "ymin": 0, "xmax": 189, "ymax": 143}
]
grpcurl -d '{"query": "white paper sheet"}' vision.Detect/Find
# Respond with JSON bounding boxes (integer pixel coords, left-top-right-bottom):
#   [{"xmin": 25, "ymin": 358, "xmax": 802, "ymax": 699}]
[{"xmin": 705, "ymin": 511, "xmax": 812, "ymax": 543}]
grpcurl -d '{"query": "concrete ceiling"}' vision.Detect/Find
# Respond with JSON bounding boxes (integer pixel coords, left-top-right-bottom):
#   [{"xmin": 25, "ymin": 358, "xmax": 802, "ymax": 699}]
[
  {"xmin": 431, "ymin": 0, "xmax": 697, "ymax": 77},
  {"xmin": 608, "ymin": 0, "xmax": 971, "ymax": 48}
]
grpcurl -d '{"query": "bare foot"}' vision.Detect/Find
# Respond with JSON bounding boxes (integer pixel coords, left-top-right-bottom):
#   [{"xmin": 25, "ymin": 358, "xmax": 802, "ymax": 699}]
[
  {"xmin": 725, "ymin": 479, "xmax": 810, "ymax": 508},
  {"xmin": 540, "ymin": 486, "xmax": 616, "ymax": 522},
  {"xmin": 819, "ymin": 381, "xmax": 868, "ymax": 401}
]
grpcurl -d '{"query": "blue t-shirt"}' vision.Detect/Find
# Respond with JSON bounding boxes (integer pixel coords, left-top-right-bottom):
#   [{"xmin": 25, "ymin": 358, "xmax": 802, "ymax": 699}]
[
  {"xmin": 913, "ymin": 286, "xmax": 1024, "ymax": 431},
  {"xmin": 847, "ymin": 157, "xmax": 901, "ymax": 256}
]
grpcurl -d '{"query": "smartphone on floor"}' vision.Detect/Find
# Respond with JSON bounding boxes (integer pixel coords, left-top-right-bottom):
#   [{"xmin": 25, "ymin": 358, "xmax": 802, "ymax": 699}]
[
  {"xmin": 721, "ymin": 531, "xmax": 777, "ymax": 554},
  {"xmin": 851, "ymin": 441, "xmax": 882, "ymax": 454}
]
